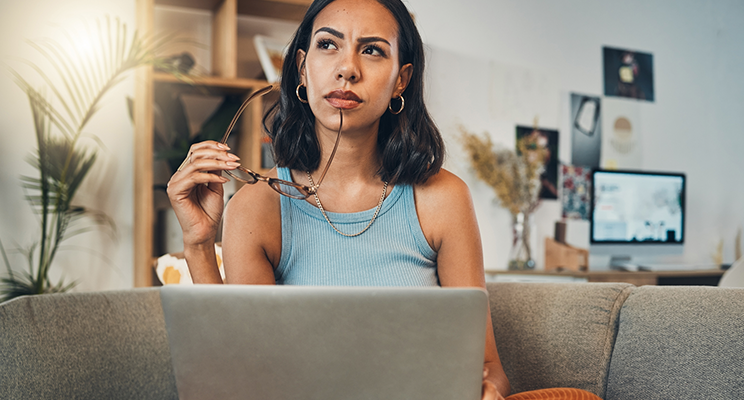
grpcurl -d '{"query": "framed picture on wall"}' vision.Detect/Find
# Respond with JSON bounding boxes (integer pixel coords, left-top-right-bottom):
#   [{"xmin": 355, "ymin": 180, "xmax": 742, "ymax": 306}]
[
  {"xmin": 569, "ymin": 93, "xmax": 602, "ymax": 168},
  {"xmin": 601, "ymin": 97, "xmax": 642, "ymax": 169},
  {"xmin": 516, "ymin": 125, "xmax": 559, "ymax": 200},
  {"xmin": 603, "ymin": 46, "xmax": 655, "ymax": 102},
  {"xmin": 254, "ymin": 35, "xmax": 288, "ymax": 83}
]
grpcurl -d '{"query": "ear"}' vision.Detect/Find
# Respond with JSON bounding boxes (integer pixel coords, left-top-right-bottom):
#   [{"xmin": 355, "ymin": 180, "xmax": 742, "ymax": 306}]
[
  {"xmin": 296, "ymin": 49, "xmax": 307, "ymax": 85},
  {"xmin": 393, "ymin": 63, "xmax": 413, "ymax": 97}
]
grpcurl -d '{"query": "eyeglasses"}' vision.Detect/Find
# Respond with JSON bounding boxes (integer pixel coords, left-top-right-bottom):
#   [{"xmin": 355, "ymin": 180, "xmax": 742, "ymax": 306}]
[{"xmin": 221, "ymin": 85, "xmax": 342, "ymax": 200}]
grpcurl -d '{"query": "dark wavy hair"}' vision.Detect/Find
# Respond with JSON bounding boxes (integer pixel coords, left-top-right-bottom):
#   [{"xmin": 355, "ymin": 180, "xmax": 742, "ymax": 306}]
[{"xmin": 263, "ymin": 0, "xmax": 444, "ymax": 185}]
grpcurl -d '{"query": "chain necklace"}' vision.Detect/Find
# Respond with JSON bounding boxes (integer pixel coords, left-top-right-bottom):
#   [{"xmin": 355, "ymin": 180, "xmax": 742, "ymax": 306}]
[{"xmin": 306, "ymin": 171, "xmax": 389, "ymax": 237}]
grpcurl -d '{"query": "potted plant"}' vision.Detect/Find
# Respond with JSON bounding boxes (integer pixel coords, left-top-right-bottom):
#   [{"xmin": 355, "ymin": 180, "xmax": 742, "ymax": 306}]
[{"xmin": 1, "ymin": 17, "xmax": 177, "ymax": 302}]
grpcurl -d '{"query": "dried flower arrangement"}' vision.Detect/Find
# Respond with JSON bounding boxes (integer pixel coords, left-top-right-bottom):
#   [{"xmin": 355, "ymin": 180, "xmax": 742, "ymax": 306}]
[
  {"xmin": 460, "ymin": 126, "xmax": 549, "ymax": 270},
  {"xmin": 460, "ymin": 126, "xmax": 547, "ymax": 216}
]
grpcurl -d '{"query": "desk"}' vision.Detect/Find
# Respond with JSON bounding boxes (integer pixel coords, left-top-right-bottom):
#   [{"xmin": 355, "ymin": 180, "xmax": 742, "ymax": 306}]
[{"xmin": 486, "ymin": 269, "xmax": 725, "ymax": 286}]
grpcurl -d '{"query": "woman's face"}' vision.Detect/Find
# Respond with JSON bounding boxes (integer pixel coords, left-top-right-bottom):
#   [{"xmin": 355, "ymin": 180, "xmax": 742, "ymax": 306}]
[{"xmin": 298, "ymin": 0, "xmax": 412, "ymax": 135}]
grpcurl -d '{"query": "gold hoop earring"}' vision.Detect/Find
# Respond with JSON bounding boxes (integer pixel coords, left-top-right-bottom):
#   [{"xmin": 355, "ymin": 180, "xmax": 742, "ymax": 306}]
[
  {"xmin": 296, "ymin": 84, "xmax": 309, "ymax": 104},
  {"xmin": 388, "ymin": 95, "xmax": 404, "ymax": 115}
]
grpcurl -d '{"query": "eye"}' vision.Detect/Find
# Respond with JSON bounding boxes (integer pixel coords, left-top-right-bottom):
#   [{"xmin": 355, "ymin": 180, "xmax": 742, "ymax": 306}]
[
  {"xmin": 362, "ymin": 45, "xmax": 386, "ymax": 57},
  {"xmin": 316, "ymin": 38, "xmax": 338, "ymax": 50}
]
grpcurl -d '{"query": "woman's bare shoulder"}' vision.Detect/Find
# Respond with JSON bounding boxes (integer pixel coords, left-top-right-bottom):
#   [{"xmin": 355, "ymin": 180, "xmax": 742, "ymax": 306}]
[
  {"xmin": 222, "ymin": 170, "xmax": 283, "ymax": 269},
  {"xmin": 224, "ymin": 170, "xmax": 281, "ymax": 221},
  {"xmin": 414, "ymin": 168, "xmax": 473, "ymax": 206},
  {"xmin": 413, "ymin": 169, "xmax": 476, "ymax": 251}
]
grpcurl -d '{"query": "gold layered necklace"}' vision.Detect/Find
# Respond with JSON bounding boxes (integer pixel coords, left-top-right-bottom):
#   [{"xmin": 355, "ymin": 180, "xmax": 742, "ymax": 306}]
[{"xmin": 306, "ymin": 171, "xmax": 389, "ymax": 237}]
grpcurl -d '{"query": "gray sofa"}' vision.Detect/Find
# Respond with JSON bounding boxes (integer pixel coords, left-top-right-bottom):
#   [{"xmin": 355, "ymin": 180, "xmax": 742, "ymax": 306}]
[{"xmin": 1, "ymin": 283, "xmax": 743, "ymax": 399}]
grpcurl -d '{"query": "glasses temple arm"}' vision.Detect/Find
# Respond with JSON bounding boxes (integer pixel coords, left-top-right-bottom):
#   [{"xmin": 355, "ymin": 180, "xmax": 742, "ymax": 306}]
[
  {"xmin": 312, "ymin": 109, "xmax": 342, "ymax": 190},
  {"xmin": 220, "ymin": 85, "xmax": 275, "ymax": 144}
]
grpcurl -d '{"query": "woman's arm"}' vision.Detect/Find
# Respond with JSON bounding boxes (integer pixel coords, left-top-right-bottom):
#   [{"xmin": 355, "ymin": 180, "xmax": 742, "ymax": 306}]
[
  {"xmin": 415, "ymin": 169, "xmax": 511, "ymax": 399},
  {"xmin": 166, "ymin": 141, "xmax": 241, "ymax": 283}
]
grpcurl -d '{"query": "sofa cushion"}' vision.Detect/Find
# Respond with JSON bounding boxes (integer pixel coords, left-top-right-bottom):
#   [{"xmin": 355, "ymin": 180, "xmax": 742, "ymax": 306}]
[
  {"xmin": 0, "ymin": 288, "xmax": 177, "ymax": 400},
  {"xmin": 487, "ymin": 282, "xmax": 634, "ymax": 398},
  {"xmin": 605, "ymin": 286, "xmax": 744, "ymax": 400}
]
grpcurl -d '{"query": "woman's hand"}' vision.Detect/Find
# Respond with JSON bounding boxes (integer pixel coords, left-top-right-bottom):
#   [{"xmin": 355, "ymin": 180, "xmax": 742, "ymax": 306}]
[
  {"xmin": 166, "ymin": 141, "xmax": 240, "ymax": 247},
  {"xmin": 482, "ymin": 368, "xmax": 506, "ymax": 400}
]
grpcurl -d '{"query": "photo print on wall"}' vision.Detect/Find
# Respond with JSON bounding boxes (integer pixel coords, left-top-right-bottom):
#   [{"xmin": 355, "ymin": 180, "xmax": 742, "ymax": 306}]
[
  {"xmin": 603, "ymin": 46, "xmax": 654, "ymax": 102},
  {"xmin": 601, "ymin": 98, "xmax": 642, "ymax": 169},
  {"xmin": 561, "ymin": 164, "xmax": 592, "ymax": 220},
  {"xmin": 516, "ymin": 125, "xmax": 559, "ymax": 200},
  {"xmin": 570, "ymin": 93, "xmax": 602, "ymax": 168}
]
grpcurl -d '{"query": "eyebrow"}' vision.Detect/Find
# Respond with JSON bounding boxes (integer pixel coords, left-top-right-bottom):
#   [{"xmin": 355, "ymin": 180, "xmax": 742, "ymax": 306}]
[
  {"xmin": 314, "ymin": 27, "xmax": 391, "ymax": 47},
  {"xmin": 315, "ymin": 27, "xmax": 344, "ymax": 39}
]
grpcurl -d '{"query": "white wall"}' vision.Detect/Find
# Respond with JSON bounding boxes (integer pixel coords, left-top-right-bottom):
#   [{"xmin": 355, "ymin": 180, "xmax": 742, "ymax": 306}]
[
  {"xmin": 1, "ymin": 0, "xmax": 743, "ymax": 291},
  {"xmin": 0, "ymin": 0, "xmax": 135, "ymax": 291},
  {"xmin": 405, "ymin": 0, "xmax": 744, "ymax": 270}
]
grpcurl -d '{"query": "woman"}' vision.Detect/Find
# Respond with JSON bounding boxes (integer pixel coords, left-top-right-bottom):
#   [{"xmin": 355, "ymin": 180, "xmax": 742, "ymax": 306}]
[{"xmin": 167, "ymin": 1, "xmax": 599, "ymax": 399}]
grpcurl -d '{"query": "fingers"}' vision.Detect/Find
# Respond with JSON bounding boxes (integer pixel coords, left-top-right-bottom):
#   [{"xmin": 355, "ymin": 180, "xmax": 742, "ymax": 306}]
[
  {"xmin": 167, "ymin": 170, "xmax": 229, "ymax": 200},
  {"xmin": 189, "ymin": 140, "xmax": 229, "ymax": 152},
  {"xmin": 185, "ymin": 157, "xmax": 241, "ymax": 175},
  {"xmin": 179, "ymin": 142, "xmax": 240, "ymax": 174},
  {"xmin": 481, "ymin": 368, "xmax": 500, "ymax": 400},
  {"xmin": 175, "ymin": 141, "xmax": 226, "ymax": 172},
  {"xmin": 169, "ymin": 142, "xmax": 241, "ymax": 192},
  {"xmin": 167, "ymin": 141, "xmax": 240, "ymax": 197},
  {"xmin": 189, "ymin": 142, "xmax": 238, "ymax": 163},
  {"xmin": 481, "ymin": 380, "xmax": 499, "ymax": 400}
]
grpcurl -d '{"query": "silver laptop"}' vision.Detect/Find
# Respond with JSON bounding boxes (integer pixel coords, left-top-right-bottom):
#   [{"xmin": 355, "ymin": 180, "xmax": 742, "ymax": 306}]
[{"xmin": 160, "ymin": 284, "xmax": 487, "ymax": 400}]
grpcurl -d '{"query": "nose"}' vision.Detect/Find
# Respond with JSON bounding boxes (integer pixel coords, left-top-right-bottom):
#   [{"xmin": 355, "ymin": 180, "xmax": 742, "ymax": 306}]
[{"xmin": 335, "ymin": 52, "xmax": 360, "ymax": 83}]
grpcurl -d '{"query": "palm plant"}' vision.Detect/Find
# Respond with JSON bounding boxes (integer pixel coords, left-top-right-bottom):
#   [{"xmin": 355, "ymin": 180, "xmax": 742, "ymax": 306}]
[{"xmin": 1, "ymin": 17, "xmax": 177, "ymax": 302}]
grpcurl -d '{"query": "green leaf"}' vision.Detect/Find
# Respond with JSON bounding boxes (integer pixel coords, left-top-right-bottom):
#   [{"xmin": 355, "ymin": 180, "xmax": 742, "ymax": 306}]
[{"xmin": 2, "ymin": 16, "xmax": 180, "ymax": 300}]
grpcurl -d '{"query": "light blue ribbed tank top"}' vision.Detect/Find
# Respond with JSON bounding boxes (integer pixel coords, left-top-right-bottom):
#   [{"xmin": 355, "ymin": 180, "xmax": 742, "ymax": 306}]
[{"xmin": 275, "ymin": 167, "xmax": 438, "ymax": 286}]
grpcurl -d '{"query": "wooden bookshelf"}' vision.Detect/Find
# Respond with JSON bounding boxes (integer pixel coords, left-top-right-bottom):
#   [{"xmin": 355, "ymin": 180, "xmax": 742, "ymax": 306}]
[{"xmin": 133, "ymin": 0, "xmax": 311, "ymax": 287}]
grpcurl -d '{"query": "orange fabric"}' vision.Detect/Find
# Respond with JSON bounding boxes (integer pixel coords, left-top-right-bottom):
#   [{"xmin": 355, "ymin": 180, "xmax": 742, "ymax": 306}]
[{"xmin": 505, "ymin": 387, "xmax": 602, "ymax": 400}]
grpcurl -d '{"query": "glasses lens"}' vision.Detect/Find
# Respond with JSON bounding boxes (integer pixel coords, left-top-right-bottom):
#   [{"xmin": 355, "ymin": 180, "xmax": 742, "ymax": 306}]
[
  {"xmin": 227, "ymin": 167, "xmax": 259, "ymax": 184},
  {"xmin": 270, "ymin": 179, "xmax": 310, "ymax": 199}
]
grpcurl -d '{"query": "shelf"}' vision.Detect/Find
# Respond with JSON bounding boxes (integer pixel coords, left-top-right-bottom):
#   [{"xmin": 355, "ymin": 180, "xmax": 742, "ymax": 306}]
[
  {"xmin": 154, "ymin": 72, "xmax": 273, "ymax": 93},
  {"xmin": 155, "ymin": 0, "xmax": 311, "ymax": 21}
]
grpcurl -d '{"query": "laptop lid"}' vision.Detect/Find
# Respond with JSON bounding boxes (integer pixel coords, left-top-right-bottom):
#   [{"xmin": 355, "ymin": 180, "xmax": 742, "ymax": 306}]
[{"xmin": 160, "ymin": 285, "xmax": 487, "ymax": 400}]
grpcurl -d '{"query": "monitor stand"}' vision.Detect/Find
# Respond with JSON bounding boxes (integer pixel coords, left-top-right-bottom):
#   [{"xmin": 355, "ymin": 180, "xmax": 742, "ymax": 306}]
[{"xmin": 609, "ymin": 255, "xmax": 638, "ymax": 271}]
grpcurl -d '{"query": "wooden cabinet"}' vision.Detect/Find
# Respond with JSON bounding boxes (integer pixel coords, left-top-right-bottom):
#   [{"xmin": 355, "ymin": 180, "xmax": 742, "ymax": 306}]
[
  {"xmin": 487, "ymin": 269, "xmax": 725, "ymax": 286},
  {"xmin": 133, "ymin": 0, "xmax": 312, "ymax": 286}
]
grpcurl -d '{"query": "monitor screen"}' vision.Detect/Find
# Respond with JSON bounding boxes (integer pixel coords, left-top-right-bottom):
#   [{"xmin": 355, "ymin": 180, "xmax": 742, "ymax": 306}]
[{"xmin": 591, "ymin": 170, "xmax": 685, "ymax": 245}]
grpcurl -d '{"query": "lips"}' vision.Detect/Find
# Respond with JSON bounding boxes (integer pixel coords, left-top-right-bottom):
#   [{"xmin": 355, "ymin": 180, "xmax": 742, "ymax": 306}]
[{"xmin": 325, "ymin": 90, "xmax": 362, "ymax": 109}]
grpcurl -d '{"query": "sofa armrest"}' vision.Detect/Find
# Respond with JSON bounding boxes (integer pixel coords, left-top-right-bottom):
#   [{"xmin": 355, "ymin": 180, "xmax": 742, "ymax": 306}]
[
  {"xmin": 0, "ymin": 289, "xmax": 177, "ymax": 400},
  {"xmin": 487, "ymin": 282, "xmax": 634, "ymax": 398},
  {"xmin": 606, "ymin": 286, "xmax": 744, "ymax": 399}
]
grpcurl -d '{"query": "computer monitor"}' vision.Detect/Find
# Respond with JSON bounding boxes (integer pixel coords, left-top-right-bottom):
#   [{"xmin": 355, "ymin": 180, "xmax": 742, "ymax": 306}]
[{"xmin": 590, "ymin": 169, "xmax": 685, "ymax": 269}]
